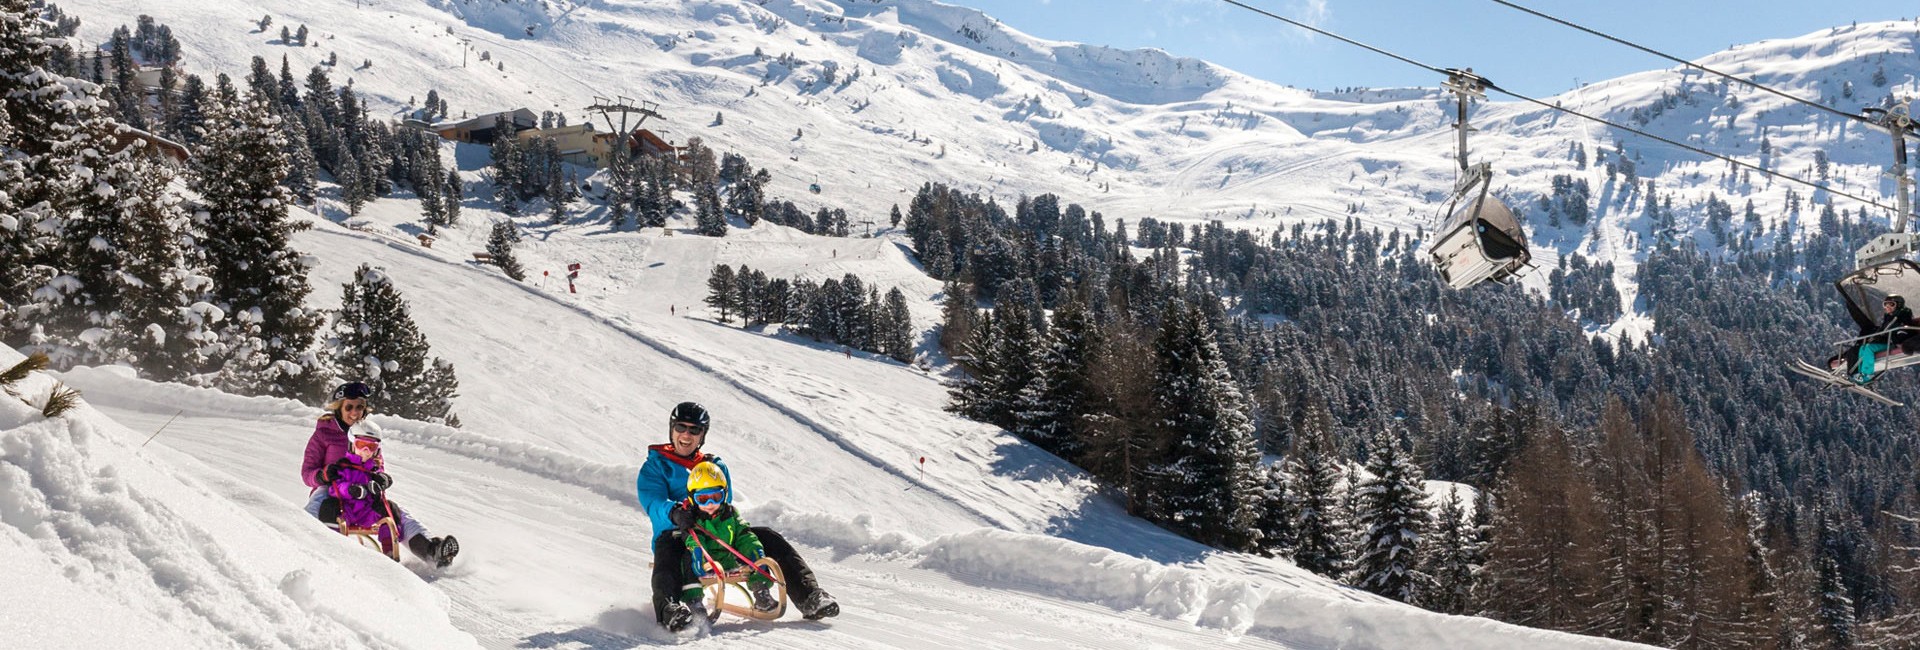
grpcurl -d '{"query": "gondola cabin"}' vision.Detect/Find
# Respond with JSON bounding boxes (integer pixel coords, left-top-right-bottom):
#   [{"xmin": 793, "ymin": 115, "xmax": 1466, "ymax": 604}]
[{"xmin": 1427, "ymin": 174, "xmax": 1532, "ymax": 289}]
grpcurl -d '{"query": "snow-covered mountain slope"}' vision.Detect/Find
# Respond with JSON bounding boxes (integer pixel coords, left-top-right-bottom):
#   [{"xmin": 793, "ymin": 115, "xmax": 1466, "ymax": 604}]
[
  {"xmin": 75, "ymin": 0, "xmax": 1917, "ymax": 239},
  {"xmin": 24, "ymin": 203, "xmax": 1653, "ymax": 648},
  {"xmin": 67, "ymin": 0, "xmax": 1920, "ymax": 339}
]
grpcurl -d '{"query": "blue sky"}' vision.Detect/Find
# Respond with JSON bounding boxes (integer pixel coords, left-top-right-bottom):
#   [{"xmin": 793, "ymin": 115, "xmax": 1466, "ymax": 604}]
[{"xmin": 948, "ymin": 0, "xmax": 1914, "ymax": 96}]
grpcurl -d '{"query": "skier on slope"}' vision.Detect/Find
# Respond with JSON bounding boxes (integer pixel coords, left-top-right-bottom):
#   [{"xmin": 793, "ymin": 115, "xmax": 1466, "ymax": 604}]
[
  {"xmin": 638, "ymin": 402, "xmax": 839, "ymax": 631},
  {"xmin": 301, "ymin": 381, "xmax": 459, "ymax": 567},
  {"xmin": 661, "ymin": 462, "xmax": 780, "ymax": 616}
]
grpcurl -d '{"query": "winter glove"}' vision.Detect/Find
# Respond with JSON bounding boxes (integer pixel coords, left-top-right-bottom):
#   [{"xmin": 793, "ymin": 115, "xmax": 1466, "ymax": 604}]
[
  {"xmin": 321, "ymin": 459, "xmax": 351, "ymax": 484},
  {"xmin": 346, "ymin": 484, "xmax": 370, "ymax": 500},
  {"xmin": 369, "ymin": 472, "xmax": 392, "ymax": 492},
  {"xmin": 669, "ymin": 502, "xmax": 699, "ymax": 531}
]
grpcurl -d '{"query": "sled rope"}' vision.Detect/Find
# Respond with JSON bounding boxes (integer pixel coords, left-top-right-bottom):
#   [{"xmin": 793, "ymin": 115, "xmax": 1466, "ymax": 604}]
[{"xmin": 687, "ymin": 519, "xmax": 784, "ymax": 586}]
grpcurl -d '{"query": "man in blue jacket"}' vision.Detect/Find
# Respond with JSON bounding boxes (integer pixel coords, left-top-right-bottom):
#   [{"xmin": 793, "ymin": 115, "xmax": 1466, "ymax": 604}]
[{"xmin": 638, "ymin": 402, "xmax": 840, "ymax": 631}]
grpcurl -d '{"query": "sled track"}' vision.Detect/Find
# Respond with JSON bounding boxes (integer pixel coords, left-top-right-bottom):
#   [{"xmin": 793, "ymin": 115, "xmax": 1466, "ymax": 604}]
[{"xmin": 311, "ymin": 227, "xmax": 1013, "ymax": 529}]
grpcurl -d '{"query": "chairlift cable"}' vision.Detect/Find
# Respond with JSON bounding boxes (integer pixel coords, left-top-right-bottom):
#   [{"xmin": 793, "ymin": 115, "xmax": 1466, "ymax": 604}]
[
  {"xmin": 1212, "ymin": 0, "xmax": 1916, "ymax": 221},
  {"xmin": 1482, "ymin": 81, "xmax": 1911, "ymax": 219},
  {"xmin": 1487, "ymin": 0, "xmax": 1876, "ymax": 129},
  {"xmin": 1216, "ymin": 0, "xmax": 1452, "ymax": 78}
]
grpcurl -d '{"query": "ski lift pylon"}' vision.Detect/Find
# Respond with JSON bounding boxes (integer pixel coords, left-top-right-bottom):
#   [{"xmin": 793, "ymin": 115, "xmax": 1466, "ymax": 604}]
[{"xmin": 1424, "ymin": 68, "xmax": 1533, "ymax": 289}]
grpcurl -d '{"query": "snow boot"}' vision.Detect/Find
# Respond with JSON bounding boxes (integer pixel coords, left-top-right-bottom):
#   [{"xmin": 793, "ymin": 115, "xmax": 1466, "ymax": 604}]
[
  {"xmin": 750, "ymin": 582, "xmax": 780, "ymax": 613},
  {"xmin": 796, "ymin": 589, "xmax": 839, "ymax": 620},
  {"xmin": 660, "ymin": 598, "xmax": 706, "ymax": 632},
  {"xmin": 407, "ymin": 534, "xmax": 459, "ymax": 568}
]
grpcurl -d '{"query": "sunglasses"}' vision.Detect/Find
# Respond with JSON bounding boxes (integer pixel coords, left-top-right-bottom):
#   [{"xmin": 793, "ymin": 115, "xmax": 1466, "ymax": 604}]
[
  {"xmin": 341, "ymin": 401, "xmax": 369, "ymax": 413},
  {"xmin": 671, "ymin": 422, "xmax": 706, "ymax": 435},
  {"xmin": 691, "ymin": 488, "xmax": 727, "ymax": 506}
]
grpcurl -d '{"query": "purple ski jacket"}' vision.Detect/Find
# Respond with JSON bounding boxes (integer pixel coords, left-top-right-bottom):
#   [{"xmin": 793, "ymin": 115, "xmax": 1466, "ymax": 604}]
[
  {"xmin": 301, "ymin": 416, "xmax": 351, "ymax": 491},
  {"xmin": 328, "ymin": 453, "xmax": 390, "ymax": 529}
]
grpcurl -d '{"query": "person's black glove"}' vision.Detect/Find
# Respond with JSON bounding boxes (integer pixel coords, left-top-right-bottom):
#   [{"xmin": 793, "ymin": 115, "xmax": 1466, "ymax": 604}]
[
  {"xmin": 347, "ymin": 484, "xmax": 370, "ymax": 500},
  {"xmin": 321, "ymin": 458, "xmax": 351, "ymax": 484},
  {"xmin": 669, "ymin": 502, "xmax": 699, "ymax": 531},
  {"xmin": 369, "ymin": 472, "xmax": 392, "ymax": 492}
]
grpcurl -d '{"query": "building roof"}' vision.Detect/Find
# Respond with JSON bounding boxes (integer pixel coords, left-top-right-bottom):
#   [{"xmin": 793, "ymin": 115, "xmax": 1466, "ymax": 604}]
[{"xmin": 438, "ymin": 108, "xmax": 537, "ymax": 131}]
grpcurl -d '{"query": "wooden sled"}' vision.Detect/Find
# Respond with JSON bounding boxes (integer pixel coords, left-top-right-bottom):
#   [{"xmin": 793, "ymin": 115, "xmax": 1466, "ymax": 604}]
[
  {"xmin": 699, "ymin": 557, "xmax": 787, "ymax": 622},
  {"xmin": 338, "ymin": 516, "xmax": 402, "ymax": 561}
]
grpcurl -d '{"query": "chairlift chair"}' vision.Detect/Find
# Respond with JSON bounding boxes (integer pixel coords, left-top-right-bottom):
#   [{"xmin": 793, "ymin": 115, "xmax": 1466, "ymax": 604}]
[{"xmin": 1786, "ymin": 259, "xmax": 1920, "ymax": 406}]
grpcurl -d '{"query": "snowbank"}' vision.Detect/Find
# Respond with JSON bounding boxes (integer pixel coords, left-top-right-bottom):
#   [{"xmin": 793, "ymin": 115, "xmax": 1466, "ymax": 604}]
[{"xmin": 0, "ymin": 351, "xmax": 478, "ymax": 649}]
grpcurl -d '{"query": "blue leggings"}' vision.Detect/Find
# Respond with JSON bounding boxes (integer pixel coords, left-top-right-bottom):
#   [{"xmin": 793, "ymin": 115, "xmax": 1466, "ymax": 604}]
[{"xmin": 1856, "ymin": 343, "xmax": 1890, "ymax": 381}]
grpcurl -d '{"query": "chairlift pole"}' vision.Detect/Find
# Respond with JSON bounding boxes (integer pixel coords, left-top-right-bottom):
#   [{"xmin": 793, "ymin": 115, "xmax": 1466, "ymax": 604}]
[{"xmin": 1854, "ymin": 102, "xmax": 1920, "ymax": 268}]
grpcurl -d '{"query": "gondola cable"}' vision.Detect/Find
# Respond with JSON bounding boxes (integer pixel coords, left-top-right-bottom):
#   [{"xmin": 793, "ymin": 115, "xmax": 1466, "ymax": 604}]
[
  {"xmin": 1213, "ymin": 0, "xmax": 1916, "ymax": 222},
  {"xmin": 1486, "ymin": 0, "xmax": 1877, "ymax": 130}
]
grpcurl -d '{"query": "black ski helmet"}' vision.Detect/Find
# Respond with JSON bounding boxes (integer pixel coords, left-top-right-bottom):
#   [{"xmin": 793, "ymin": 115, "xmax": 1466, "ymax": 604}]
[
  {"xmin": 670, "ymin": 402, "xmax": 710, "ymax": 430},
  {"xmin": 332, "ymin": 381, "xmax": 372, "ymax": 401}
]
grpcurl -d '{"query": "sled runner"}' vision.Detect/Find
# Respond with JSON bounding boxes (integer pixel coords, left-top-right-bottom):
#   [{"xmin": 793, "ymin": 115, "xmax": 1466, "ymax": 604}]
[
  {"xmin": 697, "ymin": 556, "xmax": 787, "ymax": 622},
  {"xmin": 339, "ymin": 516, "xmax": 402, "ymax": 561}
]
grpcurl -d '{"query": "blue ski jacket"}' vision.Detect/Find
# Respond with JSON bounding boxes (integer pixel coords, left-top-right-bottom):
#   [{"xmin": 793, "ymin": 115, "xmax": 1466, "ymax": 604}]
[{"xmin": 636, "ymin": 443, "xmax": 735, "ymax": 540}]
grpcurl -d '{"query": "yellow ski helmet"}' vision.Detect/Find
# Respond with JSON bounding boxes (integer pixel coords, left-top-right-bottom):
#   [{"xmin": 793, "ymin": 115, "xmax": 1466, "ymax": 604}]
[{"xmin": 686, "ymin": 461, "xmax": 728, "ymax": 495}]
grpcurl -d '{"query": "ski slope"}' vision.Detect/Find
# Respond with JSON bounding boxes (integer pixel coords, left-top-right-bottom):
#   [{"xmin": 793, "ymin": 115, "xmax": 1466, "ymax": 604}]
[
  {"xmin": 6, "ymin": 198, "xmax": 1653, "ymax": 648},
  {"xmin": 26, "ymin": 0, "xmax": 1902, "ymax": 646}
]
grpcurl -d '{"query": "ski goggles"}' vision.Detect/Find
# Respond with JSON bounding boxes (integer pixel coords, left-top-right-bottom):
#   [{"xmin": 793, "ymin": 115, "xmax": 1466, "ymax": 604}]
[
  {"xmin": 351, "ymin": 438, "xmax": 381, "ymax": 457},
  {"xmin": 691, "ymin": 487, "xmax": 727, "ymax": 507}
]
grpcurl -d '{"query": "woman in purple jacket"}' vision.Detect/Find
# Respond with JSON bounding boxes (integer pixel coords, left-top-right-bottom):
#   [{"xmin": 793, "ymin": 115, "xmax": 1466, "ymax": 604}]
[{"xmin": 301, "ymin": 381, "xmax": 459, "ymax": 567}]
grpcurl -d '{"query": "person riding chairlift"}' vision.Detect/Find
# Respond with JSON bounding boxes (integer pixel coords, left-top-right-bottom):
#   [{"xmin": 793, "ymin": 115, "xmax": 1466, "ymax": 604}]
[{"xmin": 1829, "ymin": 294, "xmax": 1919, "ymax": 384}]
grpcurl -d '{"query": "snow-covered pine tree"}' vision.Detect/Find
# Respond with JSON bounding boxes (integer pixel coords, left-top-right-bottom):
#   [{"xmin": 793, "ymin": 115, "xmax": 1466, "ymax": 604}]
[
  {"xmin": 443, "ymin": 168, "xmax": 462, "ymax": 226},
  {"xmin": 880, "ymin": 287, "xmax": 914, "ymax": 363},
  {"xmin": 1285, "ymin": 403, "xmax": 1351, "ymax": 579},
  {"xmin": 486, "ymin": 221, "xmax": 525, "ymax": 281},
  {"xmin": 418, "ymin": 156, "xmax": 446, "ymax": 228},
  {"xmin": 836, "ymin": 274, "xmax": 870, "ymax": 348},
  {"xmin": 283, "ymin": 120, "xmax": 318, "ymax": 205},
  {"xmin": 490, "ymin": 119, "xmax": 520, "ymax": 216},
  {"xmin": 546, "ymin": 161, "xmax": 572, "ymax": 225},
  {"xmin": 1254, "ymin": 462, "xmax": 1294, "ymax": 557},
  {"xmin": 1348, "ymin": 428, "xmax": 1432, "ymax": 602},
  {"xmin": 329, "ymin": 264, "xmax": 460, "ymax": 424},
  {"xmin": 694, "ymin": 181, "xmax": 726, "ymax": 236},
  {"xmin": 336, "ymin": 147, "xmax": 367, "ymax": 215},
  {"xmin": 945, "ymin": 308, "xmax": 1001, "ymax": 421},
  {"xmin": 107, "ymin": 29, "xmax": 145, "ymax": 128},
  {"xmin": 1152, "ymin": 302, "xmax": 1263, "ymax": 551},
  {"xmin": 604, "ymin": 140, "xmax": 634, "ymax": 226},
  {"xmin": 192, "ymin": 90, "xmax": 327, "ymax": 400},
  {"xmin": 705, "ymin": 264, "xmax": 736, "ymax": 323},
  {"xmin": 1418, "ymin": 488, "xmax": 1479, "ymax": 615},
  {"xmin": 103, "ymin": 154, "xmax": 206, "ymax": 381},
  {"xmin": 1012, "ymin": 297, "xmax": 1096, "ymax": 461},
  {"xmin": 1816, "ymin": 549, "xmax": 1855, "ymax": 649},
  {"xmin": 1, "ymin": 2, "xmax": 136, "ymax": 363},
  {"xmin": 937, "ymin": 280, "xmax": 977, "ymax": 357}
]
